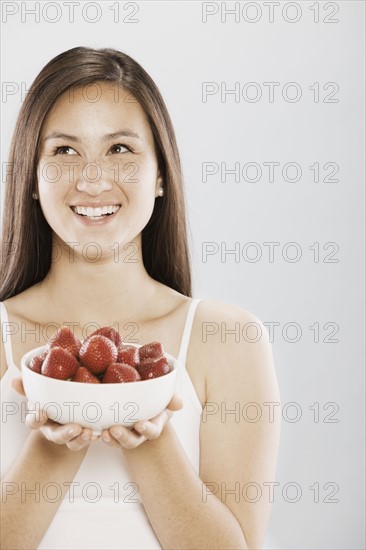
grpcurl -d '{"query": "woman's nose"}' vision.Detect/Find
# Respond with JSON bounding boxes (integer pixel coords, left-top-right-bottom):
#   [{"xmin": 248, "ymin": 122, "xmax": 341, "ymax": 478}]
[{"xmin": 75, "ymin": 162, "xmax": 113, "ymax": 194}]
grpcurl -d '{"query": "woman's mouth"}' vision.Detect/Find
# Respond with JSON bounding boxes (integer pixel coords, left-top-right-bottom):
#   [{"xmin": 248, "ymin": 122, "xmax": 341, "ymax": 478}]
[{"xmin": 70, "ymin": 205, "xmax": 121, "ymax": 221}]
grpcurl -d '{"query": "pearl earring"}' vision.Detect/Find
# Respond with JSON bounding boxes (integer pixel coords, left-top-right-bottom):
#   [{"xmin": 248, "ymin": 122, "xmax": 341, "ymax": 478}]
[
  {"xmin": 32, "ymin": 192, "xmax": 38, "ymax": 200},
  {"xmin": 157, "ymin": 187, "xmax": 164, "ymax": 197}
]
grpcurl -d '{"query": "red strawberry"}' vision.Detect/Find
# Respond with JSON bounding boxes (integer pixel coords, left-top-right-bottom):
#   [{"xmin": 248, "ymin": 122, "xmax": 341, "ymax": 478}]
[
  {"xmin": 29, "ymin": 350, "xmax": 48, "ymax": 374},
  {"xmin": 89, "ymin": 326, "xmax": 122, "ymax": 347},
  {"xmin": 73, "ymin": 366, "xmax": 100, "ymax": 384},
  {"xmin": 48, "ymin": 326, "xmax": 81, "ymax": 357},
  {"xmin": 102, "ymin": 362, "xmax": 141, "ymax": 383},
  {"xmin": 117, "ymin": 344, "xmax": 139, "ymax": 367},
  {"xmin": 79, "ymin": 335, "xmax": 117, "ymax": 374},
  {"xmin": 139, "ymin": 341, "xmax": 163, "ymax": 363},
  {"xmin": 41, "ymin": 347, "xmax": 78, "ymax": 380},
  {"xmin": 136, "ymin": 356, "xmax": 170, "ymax": 380}
]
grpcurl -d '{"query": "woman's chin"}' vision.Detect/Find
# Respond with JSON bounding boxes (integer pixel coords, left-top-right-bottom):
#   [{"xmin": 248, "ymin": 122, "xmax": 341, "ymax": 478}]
[{"xmin": 51, "ymin": 236, "xmax": 141, "ymax": 266}]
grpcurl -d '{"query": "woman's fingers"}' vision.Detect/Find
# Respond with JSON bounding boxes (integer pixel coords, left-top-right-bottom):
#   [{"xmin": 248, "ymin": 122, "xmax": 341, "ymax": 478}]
[
  {"xmin": 64, "ymin": 427, "xmax": 99, "ymax": 450},
  {"xmin": 133, "ymin": 393, "xmax": 183, "ymax": 437},
  {"xmin": 7, "ymin": 384, "xmax": 100, "ymax": 451},
  {"xmin": 25, "ymin": 401, "xmax": 49, "ymax": 429},
  {"xmin": 108, "ymin": 425, "xmax": 146, "ymax": 450},
  {"xmin": 23, "ymin": 400, "xmax": 100, "ymax": 450},
  {"xmin": 134, "ymin": 419, "xmax": 164, "ymax": 440},
  {"xmin": 134, "ymin": 405, "xmax": 175, "ymax": 439},
  {"xmin": 104, "ymin": 396, "xmax": 183, "ymax": 449},
  {"xmin": 40, "ymin": 421, "xmax": 82, "ymax": 444},
  {"xmin": 11, "ymin": 377, "xmax": 25, "ymax": 396},
  {"xmin": 126, "ymin": 393, "xmax": 182, "ymax": 438},
  {"xmin": 101, "ymin": 429, "xmax": 122, "ymax": 449},
  {"xmin": 40, "ymin": 424, "xmax": 100, "ymax": 450}
]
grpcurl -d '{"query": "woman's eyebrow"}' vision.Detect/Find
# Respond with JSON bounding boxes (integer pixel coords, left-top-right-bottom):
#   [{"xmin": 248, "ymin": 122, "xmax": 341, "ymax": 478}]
[
  {"xmin": 42, "ymin": 130, "xmax": 142, "ymax": 142},
  {"xmin": 102, "ymin": 130, "xmax": 142, "ymax": 141}
]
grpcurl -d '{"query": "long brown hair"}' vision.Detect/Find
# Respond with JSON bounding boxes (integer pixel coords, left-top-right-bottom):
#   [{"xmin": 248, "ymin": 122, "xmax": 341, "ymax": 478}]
[{"xmin": 0, "ymin": 47, "xmax": 192, "ymax": 299}]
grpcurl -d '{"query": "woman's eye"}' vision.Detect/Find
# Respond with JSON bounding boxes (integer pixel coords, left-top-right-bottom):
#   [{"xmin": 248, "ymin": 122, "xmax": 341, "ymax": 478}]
[
  {"xmin": 110, "ymin": 144, "xmax": 130, "ymax": 154},
  {"xmin": 53, "ymin": 146, "xmax": 77, "ymax": 155}
]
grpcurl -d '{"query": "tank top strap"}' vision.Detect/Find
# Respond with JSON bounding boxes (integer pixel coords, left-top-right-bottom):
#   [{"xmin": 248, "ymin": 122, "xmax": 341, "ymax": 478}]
[
  {"xmin": 0, "ymin": 301, "xmax": 18, "ymax": 374},
  {"xmin": 177, "ymin": 298, "xmax": 202, "ymax": 366}
]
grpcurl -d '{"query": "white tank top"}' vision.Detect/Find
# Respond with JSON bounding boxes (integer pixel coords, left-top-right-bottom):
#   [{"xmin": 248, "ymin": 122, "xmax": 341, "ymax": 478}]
[{"xmin": 0, "ymin": 298, "xmax": 203, "ymax": 550}]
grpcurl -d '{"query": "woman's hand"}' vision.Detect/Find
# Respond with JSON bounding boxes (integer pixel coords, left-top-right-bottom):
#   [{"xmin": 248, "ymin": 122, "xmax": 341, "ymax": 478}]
[
  {"xmin": 101, "ymin": 394, "xmax": 183, "ymax": 450},
  {"xmin": 11, "ymin": 377, "xmax": 100, "ymax": 450}
]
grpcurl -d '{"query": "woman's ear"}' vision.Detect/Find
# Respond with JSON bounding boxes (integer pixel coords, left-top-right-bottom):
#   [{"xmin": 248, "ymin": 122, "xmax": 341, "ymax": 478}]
[
  {"xmin": 32, "ymin": 182, "xmax": 39, "ymax": 200},
  {"xmin": 155, "ymin": 171, "xmax": 164, "ymax": 198}
]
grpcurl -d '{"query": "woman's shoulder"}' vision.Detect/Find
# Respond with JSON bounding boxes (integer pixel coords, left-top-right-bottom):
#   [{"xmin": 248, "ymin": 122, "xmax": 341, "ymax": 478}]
[
  {"xmin": 2, "ymin": 284, "xmax": 46, "ymax": 322},
  {"xmin": 194, "ymin": 298, "xmax": 266, "ymax": 332},
  {"xmin": 190, "ymin": 299, "xmax": 275, "ymax": 391}
]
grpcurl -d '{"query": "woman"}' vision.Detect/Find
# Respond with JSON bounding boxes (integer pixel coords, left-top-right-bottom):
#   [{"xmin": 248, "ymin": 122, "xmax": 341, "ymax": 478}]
[{"xmin": 0, "ymin": 47, "xmax": 281, "ymax": 549}]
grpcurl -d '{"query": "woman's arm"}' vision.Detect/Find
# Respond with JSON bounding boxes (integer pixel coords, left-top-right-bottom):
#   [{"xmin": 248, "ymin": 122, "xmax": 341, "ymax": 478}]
[
  {"xmin": 126, "ymin": 422, "xmax": 247, "ymax": 549},
  {"xmin": 1, "ymin": 430, "xmax": 89, "ymax": 550},
  {"xmin": 106, "ymin": 302, "xmax": 281, "ymax": 549},
  {"xmin": 0, "ymin": 332, "xmax": 96, "ymax": 549}
]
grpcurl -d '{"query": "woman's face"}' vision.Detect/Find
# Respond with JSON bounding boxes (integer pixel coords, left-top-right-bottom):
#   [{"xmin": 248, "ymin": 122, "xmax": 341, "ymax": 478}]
[{"xmin": 37, "ymin": 81, "xmax": 162, "ymax": 257}]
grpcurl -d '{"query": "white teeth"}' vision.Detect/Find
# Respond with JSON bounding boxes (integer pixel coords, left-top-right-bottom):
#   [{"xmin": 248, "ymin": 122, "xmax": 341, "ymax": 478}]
[{"xmin": 72, "ymin": 205, "xmax": 120, "ymax": 217}]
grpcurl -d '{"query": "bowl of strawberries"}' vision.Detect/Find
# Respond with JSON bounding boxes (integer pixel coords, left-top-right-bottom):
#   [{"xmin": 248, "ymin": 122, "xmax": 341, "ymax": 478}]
[{"xmin": 21, "ymin": 326, "xmax": 181, "ymax": 434}]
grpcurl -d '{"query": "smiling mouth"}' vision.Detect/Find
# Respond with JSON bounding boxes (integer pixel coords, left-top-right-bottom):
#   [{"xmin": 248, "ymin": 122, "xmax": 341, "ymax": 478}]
[{"xmin": 70, "ymin": 205, "xmax": 121, "ymax": 220}]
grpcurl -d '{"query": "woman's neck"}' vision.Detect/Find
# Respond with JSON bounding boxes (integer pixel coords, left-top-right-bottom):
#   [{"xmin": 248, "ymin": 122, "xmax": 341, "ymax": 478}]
[{"xmin": 39, "ymin": 237, "xmax": 160, "ymax": 324}]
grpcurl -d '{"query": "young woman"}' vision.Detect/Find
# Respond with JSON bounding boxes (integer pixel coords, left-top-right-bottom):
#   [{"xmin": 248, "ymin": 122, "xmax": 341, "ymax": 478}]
[{"xmin": 0, "ymin": 47, "xmax": 281, "ymax": 550}]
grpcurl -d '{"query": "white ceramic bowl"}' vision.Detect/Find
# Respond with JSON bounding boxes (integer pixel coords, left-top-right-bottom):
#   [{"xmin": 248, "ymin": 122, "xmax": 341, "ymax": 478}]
[{"xmin": 21, "ymin": 344, "xmax": 181, "ymax": 435}]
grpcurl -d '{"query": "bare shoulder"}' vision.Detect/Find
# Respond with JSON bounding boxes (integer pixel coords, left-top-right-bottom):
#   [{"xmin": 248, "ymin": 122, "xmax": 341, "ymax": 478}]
[
  {"xmin": 0, "ymin": 293, "xmax": 26, "ymax": 379},
  {"xmin": 0, "ymin": 286, "xmax": 48, "ymax": 374},
  {"xmin": 189, "ymin": 299, "xmax": 279, "ymax": 400},
  {"xmin": 0, "ymin": 294, "xmax": 25, "ymax": 378},
  {"xmin": 2, "ymin": 286, "xmax": 40, "ymax": 320},
  {"xmin": 191, "ymin": 298, "xmax": 271, "ymax": 358},
  {"xmin": 193, "ymin": 298, "xmax": 264, "ymax": 328}
]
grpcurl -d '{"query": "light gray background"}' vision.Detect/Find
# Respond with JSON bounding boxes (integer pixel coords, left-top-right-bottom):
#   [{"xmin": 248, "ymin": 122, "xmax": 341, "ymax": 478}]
[{"xmin": 1, "ymin": 1, "xmax": 365, "ymax": 549}]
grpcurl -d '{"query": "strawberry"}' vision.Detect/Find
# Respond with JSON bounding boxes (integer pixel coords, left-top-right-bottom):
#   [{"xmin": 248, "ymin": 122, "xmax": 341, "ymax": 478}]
[
  {"xmin": 117, "ymin": 344, "xmax": 139, "ymax": 367},
  {"xmin": 41, "ymin": 347, "xmax": 78, "ymax": 380},
  {"xmin": 29, "ymin": 350, "xmax": 48, "ymax": 374},
  {"xmin": 89, "ymin": 326, "xmax": 121, "ymax": 347},
  {"xmin": 73, "ymin": 366, "xmax": 100, "ymax": 384},
  {"xmin": 103, "ymin": 362, "xmax": 141, "ymax": 384},
  {"xmin": 79, "ymin": 335, "xmax": 117, "ymax": 374},
  {"xmin": 139, "ymin": 341, "xmax": 164, "ymax": 363},
  {"xmin": 48, "ymin": 326, "xmax": 81, "ymax": 358},
  {"xmin": 136, "ymin": 356, "xmax": 170, "ymax": 381}
]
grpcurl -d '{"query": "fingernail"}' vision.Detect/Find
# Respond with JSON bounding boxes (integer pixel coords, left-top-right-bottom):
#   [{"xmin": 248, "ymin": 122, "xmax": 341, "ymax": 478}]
[
  {"xmin": 139, "ymin": 423, "xmax": 147, "ymax": 433},
  {"xmin": 81, "ymin": 433, "xmax": 90, "ymax": 440},
  {"xmin": 103, "ymin": 433, "xmax": 111, "ymax": 442},
  {"xmin": 113, "ymin": 428, "xmax": 123, "ymax": 438},
  {"xmin": 68, "ymin": 428, "xmax": 78, "ymax": 436}
]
